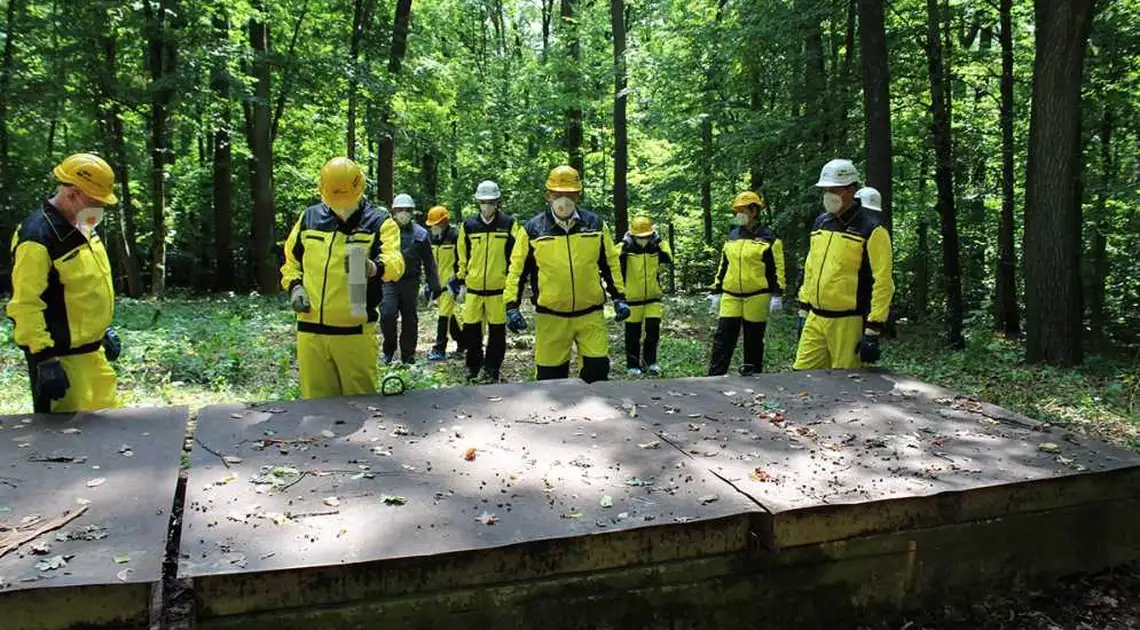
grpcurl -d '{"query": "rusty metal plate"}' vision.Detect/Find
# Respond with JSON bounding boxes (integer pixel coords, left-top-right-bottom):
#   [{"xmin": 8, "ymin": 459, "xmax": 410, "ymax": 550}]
[
  {"xmin": 180, "ymin": 381, "xmax": 758, "ymax": 579},
  {"xmin": 0, "ymin": 407, "xmax": 188, "ymax": 628},
  {"xmin": 582, "ymin": 371, "xmax": 1140, "ymax": 545}
]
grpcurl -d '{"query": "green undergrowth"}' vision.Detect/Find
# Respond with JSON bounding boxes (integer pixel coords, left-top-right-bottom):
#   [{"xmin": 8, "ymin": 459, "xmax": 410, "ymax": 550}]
[{"xmin": 0, "ymin": 293, "xmax": 1135, "ymax": 448}]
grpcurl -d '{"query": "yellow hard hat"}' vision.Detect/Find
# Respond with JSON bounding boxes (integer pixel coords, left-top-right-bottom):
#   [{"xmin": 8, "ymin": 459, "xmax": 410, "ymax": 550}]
[
  {"xmin": 425, "ymin": 206, "xmax": 450, "ymax": 226},
  {"xmin": 731, "ymin": 191, "xmax": 764, "ymax": 210},
  {"xmin": 630, "ymin": 215, "xmax": 655, "ymax": 237},
  {"xmin": 545, "ymin": 165, "xmax": 582, "ymax": 192},
  {"xmin": 318, "ymin": 157, "xmax": 365, "ymax": 213},
  {"xmin": 54, "ymin": 153, "xmax": 118, "ymax": 205}
]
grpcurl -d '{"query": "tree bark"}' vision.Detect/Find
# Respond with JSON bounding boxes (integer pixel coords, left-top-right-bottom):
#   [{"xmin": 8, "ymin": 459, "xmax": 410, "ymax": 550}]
[
  {"xmin": 245, "ymin": 1, "xmax": 278, "ymax": 294},
  {"xmin": 211, "ymin": 13, "xmax": 234, "ymax": 291},
  {"xmin": 1088, "ymin": 108, "xmax": 1111, "ymax": 348},
  {"xmin": 994, "ymin": 0, "xmax": 1019, "ymax": 337},
  {"xmin": 699, "ymin": 0, "xmax": 727, "ymax": 247},
  {"xmin": 1024, "ymin": 0, "xmax": 1096, "ymax": 366},
  {"xmin": 144, "ymin": 0, "xmax": 176, "ymax": 296},
  {"xmin": 560, "ymin": 0, "xmax": 584, "ymax": 175},
  {"xmin": 915, "ymin": 147, "xmax": 930, "ymax": 321},
  {"xmin": 421, "ymin": 150, "xmax": 437, "ymax": 207},
  {"xmin": 925, "ymin": 0, "xmax": 964, "ymax": 349},
  {"xmin": 347, "ymin": 0, "xmax": 373, "ymax": 160},
  {"xmin": 611, "ymin": 0, "xmax": 628, "ymax": 236},
  {"xmin": 378, "ymin": 0, "xmax": 413, "ymax": 206},
  {"xmin": 858, "ymin": 0, "xmax": 893, "ymax": 230}
]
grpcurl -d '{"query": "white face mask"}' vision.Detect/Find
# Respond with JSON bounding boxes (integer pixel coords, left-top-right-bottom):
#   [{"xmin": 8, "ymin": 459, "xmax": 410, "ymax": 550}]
[
  {"xmin": 551, "ymin": 196, "xmax": 576, "ymax": 220},
  {"xmin": 394, "ymin": 210, "xmax": 412, "ymax": 226},
  {"xmin": 430, "ymin": 226, "xmax": 444, "ymax": 237},
  {"xmin": 76, "ymin": 207, "xmax": 105, "ymax": 235},
  {"xmin": 634, "ymin": 237, "xmax": 650, "ymax": 247},
  {"xmin": 330, "ymin": 203, "xmax": 359, "ymax": 221},
  {"xmin": 479, "ymin": 202, "xmax": 498, "ymax": 222},
  {"xmin": 732, "ymin": 212, "xmax": 751, "ymax": 227},
  {"xmin": 823, "ymin": 192, "xmax": 843, "ymax": 214}
]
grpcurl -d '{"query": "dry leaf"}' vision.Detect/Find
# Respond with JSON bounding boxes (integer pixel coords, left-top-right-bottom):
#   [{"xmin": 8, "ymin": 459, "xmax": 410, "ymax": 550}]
[
  {"xmin": 86, "ymin": 477, "xmax": 106, "ymax": 488},
  {"xmin": 564, "ymin": 509, "xmax": 583, "ymax": 519},
  {"xmin": 60, "ymin": 428, "xmax": 81, "ymax": 435},
  {"xmin": 476, "ymin": 511, "xmax": 498, "ymax": 525},
  {"xmin": 488, "ymin": 396, "xmax": 503, "ymax": 402},
  {"xmin": 323, "ymin": 497, "xmax": 340, "ymax": 508},
  {"xmin": 223, "ymin": 456, "xmax": 243, "ymax": 465},
  {"xmin": 749, "ymin": 468, "xmax": 772, "ymax": 482},
  {"xmin": 599, "ymin": 495, "xmax": 614, "ymax": 508},
  {"xmin": 392, "ymin": 424, "xmax": 410, "ymax": 436},
  {"xmin": 381, "ymin": 495, "xmax": 407, "ymax": 506},
  {"xmin": 113, "ymin": 554, "xmax": 130, "ymax": 564},
  {"xmin": 699, "ymin": 494, "xmax": 719, "ymax": 505},
  {"xmin": 319, "ymin": 429, "xmax": 336, "ymax": 439},
  {"xmin": 463, "ymin": 447, "xmax": 477, "ymax": 461},
  {"xmin": 1037, "ymin": 442, "xmax": 1061, "ymax": 454},
  {"xmin": 216, "ymin": 472, "xmax": 238, "ymax": 485},
  {"xmin": 117, "ymin": 568, "xmax": 133, "ymax": 582},
  {"xmin": 637, "ymin": 440, "xmax": 661, "ymax": 449}
]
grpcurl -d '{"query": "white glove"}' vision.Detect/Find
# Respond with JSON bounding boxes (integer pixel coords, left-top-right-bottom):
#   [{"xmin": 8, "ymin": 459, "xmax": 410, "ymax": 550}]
[
  {"xmin": 863, "ymin": 327, "xmax": 881, "ymax": 337},
  {"xmin": 707, "ymin": 294, "xmax": 720, "ymax": 315},
  {"xmin": 769, "ymin": 296, "xmax": 783, "ymax": 313},
  {"xmin": 456, "ymin": 286, "xmax": 467, "ymax": 304}
]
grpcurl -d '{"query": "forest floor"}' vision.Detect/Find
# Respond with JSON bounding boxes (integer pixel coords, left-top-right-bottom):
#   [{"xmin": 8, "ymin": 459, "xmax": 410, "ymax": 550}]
[{"xmin": 1, "ymin": 293, "xmax": 1138, "ymax": 628}]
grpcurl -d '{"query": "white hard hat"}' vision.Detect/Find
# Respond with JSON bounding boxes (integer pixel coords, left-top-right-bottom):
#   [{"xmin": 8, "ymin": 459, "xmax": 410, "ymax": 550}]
[
  {"xmin": 855, "ymin": 186, "xmax": 882, "ymax": 211},
  {"xmin": 475, "ymin": 180, "xmax": 501, "ymax": 201},
  {"xmin": 815, "ymin": 159, "xmax": 860, "ymax": 187},
  {"xmin": 392, "ymin": 193, "xmax": 415, "ymax": 209}
]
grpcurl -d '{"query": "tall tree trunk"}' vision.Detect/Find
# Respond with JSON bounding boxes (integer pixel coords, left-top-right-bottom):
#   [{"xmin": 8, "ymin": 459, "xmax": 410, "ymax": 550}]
[
  {"xmin": 211, "ymin": 13, "xmax": 234, "ymax": 291},
  {"xmin": 925, "ymin": 0, "xmax": 964, "ymax": 349},
  {"xmin": 914, "ymin": 148, "xmax": 930, "ymax": 321},
  {"xmin": 421, "ymin": 150, "xmax": 437, "ymax": 207},
  {"xmin": 1023, "ymin": 0, "xmax": 1096, "ymax": 366},
  {"xmin": 246, "ymin": 2, "xmax": 278, "ymax": 294},
  {"xmin": 1088, "ymin": 108, "xmax": 1111, "ymax": 348},
  {"xmin": 799, "ymin": 0, "xmax": 826, "ymax": 148},
  {"xmin": 144, "ymin": 0, "xmax": 176, "ymax": 296},
  {"xmin": 541, "ymin": 0, "xmax": 553, "ymax": 60},
  {"xmin": 994, "ymin": 0, "xmax": 1020, "ymax": 337},
  {"xmin": 378, "ymin": 0, "xmax": 413, "ymax": 206},
  {"xmin": 347, "ymin": 0, "xmax": 372, "ymax": 160},
  {"xmin": 0, "ymin": 0, "xmax": 21, "ymax": 272},
  {"xmin": 699, "ymin": 0, "xmax": 727, "ymax": 247},
  {"xmin": 560, "ymin": 0, "xmax": 583, "ymax": 175},
  {"xmin": 611, "ymin": 0, "xmax": 628, "ymax": 236},
  {"xmin": 858, "ymin": 0, "xmax": 893, "ymax": 230}
]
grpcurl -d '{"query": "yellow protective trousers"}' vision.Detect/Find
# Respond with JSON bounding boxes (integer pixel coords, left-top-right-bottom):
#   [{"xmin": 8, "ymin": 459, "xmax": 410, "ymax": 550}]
[
  {"xmin": 296, "ymin": 330, "xmax": 378, "ymax": 399},
  {"xmin": 534, "ymin": 310, "xmax": 610, "ymax": 383},
  {"xmin": 30, "ymin": 349, "xmax": 118, "ymax": 413},
  {"xmin": 437, "ymin": 290, "xmax": 462, "ymax": 320},
  {"xmin": 717, "ymin": 293, "xmax": 771, "ymax": 323},
  {"xmin": 463, "ymin": 293, "xmax": 506, "ymax": 326},
  {"xmin": 792, "ymin": 312, "xmax": 864, "ymax": 370},
  {"xmin": 626, "ymin": 301, "xmax": 661, "ymax": 324}
]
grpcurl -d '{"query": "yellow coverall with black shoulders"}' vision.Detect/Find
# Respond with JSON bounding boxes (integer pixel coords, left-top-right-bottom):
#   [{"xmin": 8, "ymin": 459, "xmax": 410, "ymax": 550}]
[
  {"xmin": 456, "ymin": 212, "xmax": 517, "ymax": 378},
  {"xmin": 430, "ymin": 224, "xmax": 464, "ymax": 354},
  {"xmin": 707, "ymin": 225, "xmax": 785, "ymax": 375},
  {"xmin": 7, "ymin": 201, "xmax": 118, "ymax": 413},
  {"xmin": 794, "ymin": 201, "xmax": 894, "ymax": 370},
  {"xmin": 505, "ymin": 207, "xmax": 626, "ymax": 383},
  {"xmin": 281, "ymin": 200, "xmax": 404, "ymax": 399},
  {"xmin": 618, "ymin": 233, "xmax": 672, "ymax": 370}
]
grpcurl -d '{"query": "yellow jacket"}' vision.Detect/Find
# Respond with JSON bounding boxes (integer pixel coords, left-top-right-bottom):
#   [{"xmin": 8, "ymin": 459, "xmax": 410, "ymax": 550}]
[
  {"xmin": 7, "ymin": 202, "xmax": 115, "ymax": 361},
  {"xmin": 712, "ymin": 225, "xmax": 785, "ymax": 297},
  {"xmin": 431, "ymin": 225, "xmax": 460, "ymax": 286},
  {"xmin": 505, "ymin": 207, "xmax": 626, "ymax": 316},
  {"xmin": 797, "ymin": 202, "xmax": 894, "ymax": 327},
  {"xmin": 280, "ymin": 201, "xmax": 404, "ymax": 331},
  {"xmin": 456, "ymin": 212, "xmax": 517, "ymax": 293},
  {"xmin": 618, "ymin": 233, "xmax": 672, "ymax": 304}
]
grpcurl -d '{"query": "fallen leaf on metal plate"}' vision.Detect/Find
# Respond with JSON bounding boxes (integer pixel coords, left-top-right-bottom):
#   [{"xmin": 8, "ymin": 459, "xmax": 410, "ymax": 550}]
[
  {"xmin": 381, "ymin": 495, "xmax": 407, "ymax": 506},
  {"xmin": 117, "ymin": 569, "xmax": 133, "ymax": 582},
  {"xmin": 216, "ymin": 472, "xmax": 239, "ymax": 485},
  {"xmin": 1037, "ymin": 442, "xmax": 1061, "ymax": 454},
  {"xmin": 319, "ymin": 430, "xmax": 336, "ymax": 439},
  {"xmin": 60, "ymin": 428, "xmax": 81, "ymax": 435},
  {"xmin": 722, "ymin": 391, "xmax": 737, "ymax": 396},
  {"xmin": 30, "ymin": 542, "xmax": 51, "ymax": 555},
  {"xmin": 599, "ymin": 495, "xmax": 614, "ymax": 508},
  {"xmin": 637, "ymin": 440, "xmax": 661, "ymax": 449},
  {"xmin": 488, "ymin": 397, "xmax": 503, "ymax": 402},
  {"xmin": 86, "ymin": 477, "xmax": 105, "ymax": 488},
  {"xmin": 749, "ymin": 468, "xmax": 772, "ymax": 482},
  {"xmin": 113, "ymin": 554, "xmax": 130, "ymax": 564},
  {"xmin": 476, "ymin": 511, "xmax": 498, "ymax": 525},
  {"xmin": 564, "ymin": 509, "xmax": 583, "ymax": 519},
  {"xmin": 223, "ymin": 456, "xmax": 243, "ymax": 465},
  {"xmin": 392, "ymin": 425, "xmax": 410, "ymax": 436},
  {"xmin": 624, "ymin": 477, "xmax": 652, "ymax": 487},
  {"xmin": 323, "ymin": 497, "xmax": 340, "ymax": 507},
  {"xmin": 699, "ymin": 494, "xmax": 719, "ymax": 505},
  {"xmin": 36, "ymin": 555, "xmax": 68, "ymax": 571},
  {"xmin": 463, "ymin": 448, "xmax": 477, "ymax": 461}
]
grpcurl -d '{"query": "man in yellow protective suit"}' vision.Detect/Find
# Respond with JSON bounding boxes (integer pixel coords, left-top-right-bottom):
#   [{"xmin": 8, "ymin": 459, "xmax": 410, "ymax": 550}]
[
  {"xmin": 504, "ymin": 165, "xmax": 629, "ymax": 383},
  {"xmin": 707, "ymin": 191, "xmax": 785, "ymax": 376},
  {"xmin": 794, "ymin": 159, "xmax": 894, "ymax": 370},
  {"xmin": 425, "ymin": 205, "xmax": 465, "ymax": 361},
  {"xmin": 281, "ymin": 157, "xmax": 404, "ymax": 399},
  {"xmin": 454, "ymin": 180, "xmax": 517, "ymax": 383},
  {"xmin": 8, "ymin": 153, "xmax": 122, "ymax": 413},
  {"xmin": 618, "ymin": 215, "xmax": 672, "ymax": 377}
]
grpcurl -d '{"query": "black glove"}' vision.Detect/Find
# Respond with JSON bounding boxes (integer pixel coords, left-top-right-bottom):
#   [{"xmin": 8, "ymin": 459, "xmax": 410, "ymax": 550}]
[
  {"xmin": 103, "ymin": 328, "xmax": 121, "ymax": 362},
  {"xmin": 35, "ymin": 359, "xmax": 70, "ymax": 402},
  {"xmin": 857, "ymin": 333, "xmax": 882, "ymax": 363},
  {"xmin": 795, "ymin": 311, "xmax": 806, "ymax": 340},
  {"xmin": 613, "ymin": 299, "xmax": 631, "ymax": 322},
  {"xmin": 422, "ymin": 283, "xmax": 433, "ymax": 303},
  {"xmin": 506, "ymin": 308, "xmax": 527, "ymax": 333}
]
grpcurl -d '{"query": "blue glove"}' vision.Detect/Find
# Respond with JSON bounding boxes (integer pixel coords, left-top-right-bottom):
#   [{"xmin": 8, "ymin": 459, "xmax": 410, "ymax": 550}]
[
  {"xmin": 795, "ymin": 311, "xmax": 806, "ymax": 341},
  {"xmin": 506, "ymin": 308, "xmax": 527, "ymax": 333},
  {"xmin": 447, "ymin": 276, "xmax": 463, "ymax": 296},
  {"xmin": 857, "ymin": 330, "xmax": 882, "ymax": 363},
  {"xmin": 35, "ymin": 359, "xmax": 70, "ymax": 402},
  {"xmin": 103, "ymin": 328, "xmax": 121, "ymax": 362},
  {"xmin": 422, "ymin": 284, "xmax": 432, "ymax": 303},
  {"xmin": 613, "ymin": 300, "xmax": 631, "ymax": 322}
]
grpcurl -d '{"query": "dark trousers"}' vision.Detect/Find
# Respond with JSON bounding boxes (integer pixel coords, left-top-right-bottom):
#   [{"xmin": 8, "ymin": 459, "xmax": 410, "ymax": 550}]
[
  {"xmin": 381, "ymin": 281, "xmax": 419, "ymax": 362},
  {"xmin": 536, "ymin": 356, "xmax": 609, "ymax": 383},
  {"xmin": 432, "ymin": 316, "xmax": 464, "ymax": 354},
  {"xmin": 707, "ymin": 318, "xmax": 767, "ymax": 376},
  {"xmin": 624, "ymin": 318, "xmax": 661, "ymax": 369},
  {"xmin": 464, "ymin": 323, "xmax": 506, "ymax": 377}
]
